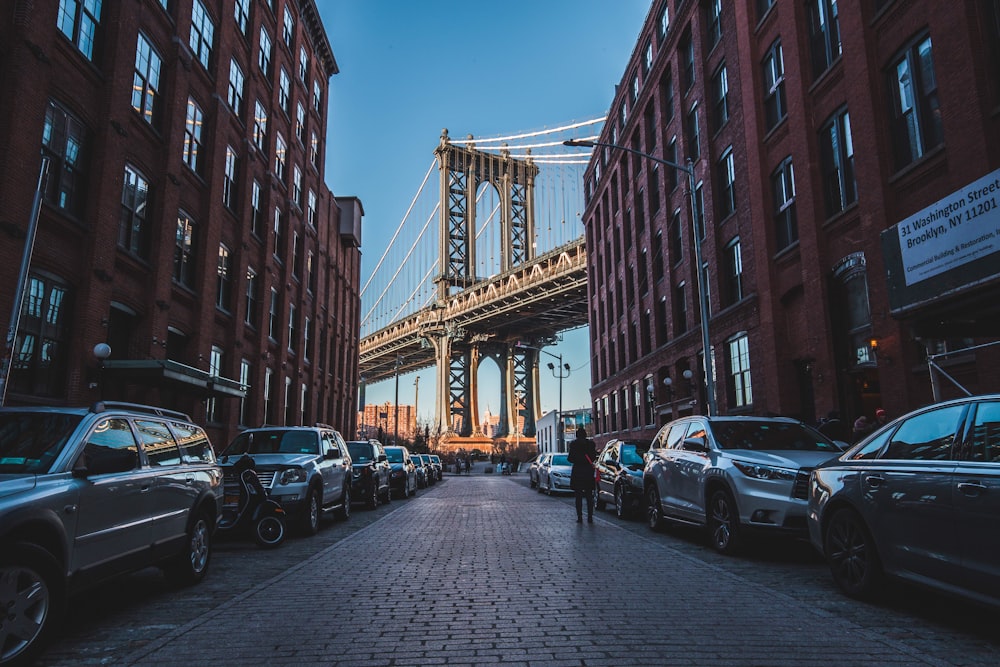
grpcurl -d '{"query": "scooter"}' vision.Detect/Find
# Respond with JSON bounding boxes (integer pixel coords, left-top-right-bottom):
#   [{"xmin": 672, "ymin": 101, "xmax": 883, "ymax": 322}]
[{"xmin": 218, "ymin": 454, "xmax": 287, "ymax": 548}]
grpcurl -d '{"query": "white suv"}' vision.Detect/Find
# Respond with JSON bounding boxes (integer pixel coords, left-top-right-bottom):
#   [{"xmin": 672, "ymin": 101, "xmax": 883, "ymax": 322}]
[
  {"xmin": 0, "ymin": 402, "xmax": 223, "ymax": 666},
  {"xmin": 218, "ymin": 425, "xmax": 352, "ymax": 535}
]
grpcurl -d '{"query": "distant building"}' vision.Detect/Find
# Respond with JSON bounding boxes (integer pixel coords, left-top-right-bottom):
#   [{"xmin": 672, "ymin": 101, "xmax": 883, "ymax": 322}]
[
  {"xmin": 357, "ymin": 403, "xmax": 416, "ymax": 442},
  {"xmin": 582, "ymin": 1, "xmax": 1000, "ymax": 447},
  {"xmin": 536, "ymin": 407, "xmax": 592, "ymax": 454},
  {"xmin": 0, "ymin": 1, "xmax": 362, "ymax": 448}
]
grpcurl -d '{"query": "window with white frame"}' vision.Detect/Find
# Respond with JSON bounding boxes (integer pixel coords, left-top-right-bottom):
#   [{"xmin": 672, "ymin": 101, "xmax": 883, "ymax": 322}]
[
  {"xmin": 293, "ymin": 165, "xmax": 302, "ymax": 206},
  {"xmin": 228, "ymin": 58, "xmax": 245, "ymax": 115},
  {"xmin": 312, "ymin": 80, "xmax": 322, "ymax": 112},
  {"xmin": 287, "ymin": 303, "xmax": 297, "ymax": 352},
  {"xmin": 182, "ymin": 97, "xmax": 204, "ymax": 173},
  {"xmin": 206, "ymin": 346, "xmax": 223, "ymax": 422},
  {"xmin": 223, "ymin": 145, "xmax": 237, "ymax": 209},
  {"xmin": 234, "ymin": 0, "xmax": 250, "ymax": 36},
  {"xmin": 712, "ymin": 63, "xmax": 729, "ymax": 131},
  {"xmin": 239, "ymin": 358, "xmax": 251, "ymax": 425},
  {"xmin": 888, "ymin": 34, "xmax": 942, "ymax": 170},
  {"xmin": 299, "ymin": 45, "xmax": 309, "ymax": 81},
  {"xmin": 283, "ymin": 6, "xmax": 294, "ymax": 47},
  {"xmin": 245, "ymin": 266, "xmax": 259, "ymax": 327},
  {"xmin": 174, "ymin": 211, "xmax": 197, "ymax": 288},
  {"xmin": 258, "ymin": 26, "xmax": 272, "ymax": 78},
  {"xmin": 132, "ymin": 33, "xmax": 161, "ymax": 126},
  {"xmin": 253, "ymin": 100, "xmax": 267, "ymax": 150},
  {"xmin": 268, "ymin": 287, "xmax": 279, "ymax": 340},
  {"xmin": 763, "ymin": 39, "xmax": 787, "ymax": 131},
  {"xmin": 808, "ymin": 0, "xmax": 842, "ymax": 79},
  {"xmin": 727, "ymin": 334, "xmax": 753, "ymax": 408},
  {"xmin": 296, "ymin": 102, "xmax": 305, "ymax": 143},
  {"xmin": 119, "ymin": 164, "xmax": 150, "ymax": 257},
  {"xmin": 706, "ymin": 0, "xmax": 722, "ymax": 49},
  {"xmin": 724, "ymin": 237, "xmax": 743, "ymax": 306},
  {"xmin": 42, "ymin": 100, "xmax": 88, "ymax": 217},
  {"xmin": 307, "ymin": 189, "xmax": 317, "ymax": 226},
  {"xmin": 189, "ymin": 0, "xmax": 214, "ymax": 69},
  {"xmin": 251, "ymin": 179, "xmax": 263, "ymax": 237},
  {"xmin": 217, "ymin": 243, "xmax": 232, "ymax": 311},
  {"xmin": 820, "ymin": 108, "xmax": 856, "ymax": 217},
  {"xmin": 275, "ymin": 132, "xmax": 287, "ymax": 179},
  {"xmin": 279, "ymin": 68, "xmax": 290, "ymax": 113},
  {"xmin": 717, "ymin": 147, "xmax": 735, "ymax": 218},
  {"xmin": 772, "ymin": 156, "xmax": 798, "ymax": 250},
  {"xmin": 273, "ymin": 206, "xmax": 285, "ymax": 260}
]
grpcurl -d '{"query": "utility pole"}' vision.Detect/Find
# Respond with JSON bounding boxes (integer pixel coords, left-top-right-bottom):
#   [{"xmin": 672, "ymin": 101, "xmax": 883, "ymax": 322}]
[{"xmin": 413, "ymin": 376, "xmax": 420, "ymax": 442}]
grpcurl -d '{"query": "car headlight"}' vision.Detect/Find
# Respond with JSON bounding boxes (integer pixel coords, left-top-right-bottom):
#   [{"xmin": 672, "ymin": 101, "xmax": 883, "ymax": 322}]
[
  {"xmin": 732, "ymin": 461, "xmax": 797, "ymax": 481},
  {"xmin": 278, "ymin": 468, "xmax": 308, "ymax": 485}
]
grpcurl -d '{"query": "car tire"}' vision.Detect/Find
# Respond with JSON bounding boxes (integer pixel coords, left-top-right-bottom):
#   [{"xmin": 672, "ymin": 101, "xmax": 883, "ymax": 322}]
[
  {"xmin": 615, "ymin": 485, "xmax": 628, "ymax": 519},
  {"xmin": 164, "ymin": 510, "xmax": 212, "ymax": 586},
  {"xmin": 254, "ymin": 515, "xmax": 286, "ymax": 548},
  {"xmin": 595, "ymin": 490, "xmax": 607, "ymax": 512},
  {"xmin": 365, "ymin": 481, "xmax": 379, "ymax": 510},
  {"xmin": 0, "ymin": 542, "xmax": 64, "ymax": 667},
  {"xmin": 300, "ymin": 487, "xmax": 321, "ymax": 536},
  {"xmin": 646, "ymin": 484, "xmax": 665, "ymax": 532},
  {"xmin": 707, "ymin": 489, "xmax": 741, "ymax": 555},
  {"xmin": 334, "ymin": 485, "xmax": 351, "ymax": 521},
  {"xmin": 825, "ymin": 507, "xmax": 883, "ymax": 599},
  {"xmin": 382, "ymin": 481, "xmax": 392, "ymax": 504}
]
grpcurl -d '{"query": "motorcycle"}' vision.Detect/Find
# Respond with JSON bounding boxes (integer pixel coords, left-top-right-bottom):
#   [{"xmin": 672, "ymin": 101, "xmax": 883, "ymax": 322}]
[{"xmin": 218, "ymin": 454, "xmax": 287, "ymax": 548}]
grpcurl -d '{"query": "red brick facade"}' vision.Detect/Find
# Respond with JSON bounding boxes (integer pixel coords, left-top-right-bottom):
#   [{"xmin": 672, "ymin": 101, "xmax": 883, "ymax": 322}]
[
  {"xmin": 582, "ymin": 0, "xmax": 1000, "ymax": 446},
  {"xmin": 0, "ymin": 0, "xmax": 362, "ymax": 448}
]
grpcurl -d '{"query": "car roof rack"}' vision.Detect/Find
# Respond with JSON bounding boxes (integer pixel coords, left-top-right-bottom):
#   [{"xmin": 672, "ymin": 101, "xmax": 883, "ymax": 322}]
[{"xmin": 90, "ymin": 401, "xmax": 191, "ymax": 421}]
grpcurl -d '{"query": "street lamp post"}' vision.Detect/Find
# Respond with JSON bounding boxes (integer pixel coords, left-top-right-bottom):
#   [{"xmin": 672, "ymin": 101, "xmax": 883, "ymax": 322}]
[
  {"xmin": 547, "ymin": 359, "xmax": 571, "ymax": 452},
  {"xmin": 393, "ymin": 354, "xmax": 401, "ymax": 446},
  {"xmin": 564, "ymin": 139, "xmax": 717, "ymax": 416}
]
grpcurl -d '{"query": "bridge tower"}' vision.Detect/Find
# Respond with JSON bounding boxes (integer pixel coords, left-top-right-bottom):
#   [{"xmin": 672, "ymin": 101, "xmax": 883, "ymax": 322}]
[{"xmin": 426, "ymin": 130, "xmax": 542, "ymax": 450}]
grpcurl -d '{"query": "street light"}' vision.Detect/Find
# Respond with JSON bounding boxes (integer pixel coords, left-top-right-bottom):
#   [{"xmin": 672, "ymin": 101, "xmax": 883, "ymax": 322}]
[
  {"xmin": 564, "ymin": 138, "xmax": 717, "ymax": 416},
  {"xmin": 547, "ymin": 360, "xmax": 571, "ymax": 452}
]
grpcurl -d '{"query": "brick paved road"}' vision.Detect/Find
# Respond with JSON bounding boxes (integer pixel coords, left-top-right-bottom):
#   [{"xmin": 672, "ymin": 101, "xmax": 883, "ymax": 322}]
[{"xmin": 37, "ymin": 472, "xmax": 1000, "ymax": 666}]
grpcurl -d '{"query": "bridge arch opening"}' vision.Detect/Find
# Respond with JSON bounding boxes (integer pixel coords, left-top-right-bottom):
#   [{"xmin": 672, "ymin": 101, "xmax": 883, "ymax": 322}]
[{"xmin": 474, "ymin": 180, "xmax": 503, "ymax": 280}]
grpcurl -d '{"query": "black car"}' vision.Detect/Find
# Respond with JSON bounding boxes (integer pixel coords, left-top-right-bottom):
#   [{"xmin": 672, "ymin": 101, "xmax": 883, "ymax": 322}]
[
  {"xmin": 384, "ymin": 445, "xmax": 417, "ymax": 498},
  {"xmin": 595, "ymin": 439, "xmax": 649, "ymax": 519},
  {"xmin": 346, "ymin": 440, "xmax": 392, "ymax": 509}
]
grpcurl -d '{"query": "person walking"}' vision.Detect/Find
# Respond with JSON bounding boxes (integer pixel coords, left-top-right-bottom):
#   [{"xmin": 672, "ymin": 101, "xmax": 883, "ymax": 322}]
[{"xmin": 567, "ymin": 427, "xmax": 597, "ymax": 523}]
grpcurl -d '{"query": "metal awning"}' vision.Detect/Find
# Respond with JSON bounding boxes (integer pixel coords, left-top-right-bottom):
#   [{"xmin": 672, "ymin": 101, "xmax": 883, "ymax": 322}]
[{"xmin": 101, "ymin": 359, "xmax": 246, "ymax": 399}]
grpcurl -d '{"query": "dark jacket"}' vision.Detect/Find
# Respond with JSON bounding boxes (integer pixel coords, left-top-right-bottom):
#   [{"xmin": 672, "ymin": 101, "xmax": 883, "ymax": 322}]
[{"xmin": 567, "ymin": 436, "xmax": 597, "ymax": 491}]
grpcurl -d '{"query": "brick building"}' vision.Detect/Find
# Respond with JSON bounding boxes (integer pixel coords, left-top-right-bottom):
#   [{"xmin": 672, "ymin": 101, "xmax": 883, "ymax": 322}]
[
  {"xmin": 581, "ymin": 0, "xmax": 1000, "ymax": 446},
  {"xmin": 0, "ymin": 0, "xmax": 362, "ymax": 448}
]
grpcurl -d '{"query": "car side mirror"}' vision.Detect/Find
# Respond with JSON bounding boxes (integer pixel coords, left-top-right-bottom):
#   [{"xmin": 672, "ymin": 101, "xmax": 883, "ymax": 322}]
[
  {"xmin": 682, "ymin": 437, "xmax": 709, "ymax": 453},
  {"xmin": 378, "ymin": 454, "xmax": 387, "ymax": 463},
  {"xmin": 324, "ymin": 449, "xmax": 338, "ymax": 460}
]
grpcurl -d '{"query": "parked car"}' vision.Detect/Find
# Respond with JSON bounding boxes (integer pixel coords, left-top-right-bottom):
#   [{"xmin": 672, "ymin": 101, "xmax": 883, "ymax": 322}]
[
  {"xmin": 429, "ymin": 454, "xmax": 443, "ymax": 480},
  {"xmin": 644, "ymin": 415, "xmax": 843, "ymax": 554},
  {"xmin": 418, "ymin": 454, "xmax": 437, "ymax": 485},
  {"xmin": 411, "ymin": 454, "xmax": 429, "ymax": 488},
  {"xmin": 808, "ymin": 395, "xmax": 1000, "ymax": 608},
  {"xmin": 384, "ymin": 445, "xmax": 417, "ymax": 498},
  {"xmin": 0, "ymin": 402, "xmax": 224, "ymax": 666},
  {"xmin": 595, "ymin": 439, "xmax": 649, "ymax": 519},
  {"xmin": 528, "ymin": 453, "xmax": 548, "ymax": 488},
  {"xmin": 219, "ymin": 425, "xmax": 352, "ymax": 535},
  {"xmin": 537, "ymin": 453, "xmax": 573, "ymax": 495},
  {"xmin": 347, "ymin": 440, "xmax": 392, "ymax": 508}
]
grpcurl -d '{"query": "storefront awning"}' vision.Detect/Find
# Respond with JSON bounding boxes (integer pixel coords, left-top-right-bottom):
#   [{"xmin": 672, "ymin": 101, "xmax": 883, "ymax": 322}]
[{"xmin": 101, "ymin": 359, "xmax": 246, "ymax": 399}]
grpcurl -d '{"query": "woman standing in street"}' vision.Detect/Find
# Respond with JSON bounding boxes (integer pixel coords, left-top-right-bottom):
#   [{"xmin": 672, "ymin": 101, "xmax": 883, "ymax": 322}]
[{"xmin": 567, "ymin": 427, "xmax": 597, "ymax": 523}]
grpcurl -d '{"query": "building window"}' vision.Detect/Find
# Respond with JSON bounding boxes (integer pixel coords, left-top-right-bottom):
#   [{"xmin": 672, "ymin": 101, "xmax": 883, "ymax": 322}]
[
  {"xmin": 706, "ymin": 0, "xmax": 722, "ymax": 50},
  {"xmin": 757, "ymin": 0, "xmax": 776, "ymax": 21},
  {"xmin": 661, "ymin": 69, "xmax": 674, "ymax": 124},
  {"xmin": 669, "ymin": 208, "xmax": 683, "ymax": 265},
  {"xmin": 717, "ymin": 147, "xmax": 735, "ymax": 219},
  {"xmin": 307, "ymin": 251, "xmax": 316, "ymax": 292},
  {"xmin": 293, "ymin": 165, "xmax": 302, "ymax": 207},
  {"xmin": 234, "ymin": 0, "xmax": 250, "ymax": 36},
  {"xmin": 57, "ymin": 0, "xmax": 102, "ymax": 61},
  {"xmin": 727, "ymin": 334, "xmax": 753, "ymax": 408},
  {"xmin": 820, "ymin": 108, "xmax": 856, "ymax": 217},
  {"xmin": 284, "ymin": 376, "xmax": 293, "ymax": 426},
  {"xmin": 273, "ymin": 207, "xmax": 285, "ymax": 260},
  {"xmin": 132, "ymin": 33, "xmax": 161, "ymax": 126},
  {"xmin": 772, "ymin": 157, "xmax": 798, "ymax": 251},
  {"xmin": 303, "ymin": 317, "xmax": 311, "ymax": 362},
  {"xmin": 681, "ymin": 30, "xmax": 695, "ymax": 91},
  {"xmin": 694, "ymin": 182, "xmax": 705, "ymax": 242},
  {"xmin": 652, "ymin": 231, "xmax": 665, "ymax": 282},
  {"xmin": 888, "ymin": 34, "xmax": 942, "ymax": 170},
  {"xmin": 712, "ymin": 64, "xmax": 729, "ymax": 131},
  {"xmin": 279, "ymin": 68, "xmax": 290, "ymax": 113},
  {"xmin": 312, "ymin": 80, "xmax": 322, "ymax": 112},
  {"xmin": 174, "ymin": 211, "xmax": 197, "ymax": 288},
  {"xmin": 268, "ymin": 287, "xmax": 279, "ymax": 340},
  {"xmin": 253, "ymin": 100, "xmax": 267, "ymax": 150},
  {"xmin": 299, "ymin": 45, "xmax": 309, "ymax": 81},
  {"xmin": 659, "ymin": 3, "xmax": 670, "ymax": 39},
  {"xmin": 41, "ymin": 100, "xmax": 87, "ymax": 217},
  {"xmin": 258, "ymin": 26, "xmax": 272, "ymax": 78},
  {"xmin": 206, "ymin": 346, "xmax": 222, "ymax": 422},
  {"xmin": 762, "ymin": 39, "xmax": 787, "ymax": 132},
  {"xmin": 808, "ymin": 0, "xmax": 841, "ymax": 79},
  {"xmin": 217, "ymin": 243, "xmax": 232, "ymax": 311},
  {"xmin": 674, "ymin": 281, "xmax": 687, "ymax": 334},
  {"xmin": 228, "ymin": 59, "xmax": 245, "ymax": 116},
  {"xmin": 631, "ymin": 72, "xmax": 640, "ymax": 103},
  {"xmin": 287, "ymin": 303, "xmax": 297, "ymax": 353},
  {"xmin": 275, "ymin": 132, "xmax": 287, "ymax": 180},
  {"xmin": 182, "ymin": 97, "xmax": 204, "ymax": 174},
  {"xmin": 263, "ymin": 367, "xmax": 275, "ymax": 424},
  {"xmin": 11, "ymin": 275, "xmax": 70, "ymax": 397},
  {"xmin": 310, "ymin": 131, "xmax": 320, "ymax": 167},
  {"xmin": 685, "ymin": 103, "xmax": 700, "ymax": 161},
  {"xmin": 296, "ymin": 102, "xmax": 306, "ymax": 143},
  {"xmin": 223, "ymin": 145, "xmax": 238, "ymax": 209},
  {"xmin": 239, "ymin": 358, "xmax": 251, "ymax": 426},
  {"xmin": 644, "ymin": 40, "xmax": 653, "ymax": 73},
  {"xmin": 189, "ymin": 0, "xmax": 214, "ymax": 70},
  {"xmin": 291, "ymin": 231, "xmax": 301, "ymax": 279},
  {"xmin": 283, "ymin": 5, "xmax": 294, "ymax": 47},
  {"xmin": 245, "ymin": 266, "xmax": 259, "ymax": 327},
  {"xmin": 251, "ymin": 180, "xmax": 263, "ymax": 237},
  {"xmin": 724, "ymin": 237, "xmax": 743, "ymax": 307},
  {"xmin": 665, "ymin": 138, "xmax": 678, "ymax": 191},
  {"xmin": 119, "ymin": 165, "xmax": 150, "ymax": 257},
  {"xmin": 307, "ymin": 189, "xmax": 317, "ymax": 226}
]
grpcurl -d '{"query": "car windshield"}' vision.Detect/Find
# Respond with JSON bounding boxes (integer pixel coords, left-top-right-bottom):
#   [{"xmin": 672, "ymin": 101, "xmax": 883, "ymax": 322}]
[
  {"xmin": 385, "ymin": 448, "xmax": 405, "ymax": 463},
  {"xmin": 410, "ymin": 457, "xmax": 422, "ymax": 465},
  {"xmin": 223, "ymin": 430, "xmax": 319, "ymax": 456},
  {"xmin": 551, "ymin": 454, "xmax": 570, "ymax": 466},
  {"xmin": 620, "ymin": 444, "xmax": 648, "ymax": 466},
  {"xmin": 348, "ymin": 442, "xmax": 375, "ymax": 462},
  {"xmin": 0, "ymin": 412, "xmax": 83, "ymax": 474},
  {"xmin": 710, "ymin": 421, "xmax": 841, "ymax": 452}
]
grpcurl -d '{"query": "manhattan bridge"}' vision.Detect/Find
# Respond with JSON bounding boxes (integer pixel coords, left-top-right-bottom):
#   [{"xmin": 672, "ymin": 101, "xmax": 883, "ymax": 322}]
[{"xmin": 358, "ymin": 120, "xmax": 601, "ymax": 450}]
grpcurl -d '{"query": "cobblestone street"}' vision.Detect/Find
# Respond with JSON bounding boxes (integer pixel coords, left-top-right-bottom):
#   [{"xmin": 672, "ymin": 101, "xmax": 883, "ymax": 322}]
[{"xmin": 38, "ymin": 472, "xmax": 1000, "ymax": 666}]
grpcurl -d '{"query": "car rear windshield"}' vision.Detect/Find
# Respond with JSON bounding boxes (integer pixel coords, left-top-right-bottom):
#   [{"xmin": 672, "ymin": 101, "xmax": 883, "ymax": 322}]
[
  {"xmin": 0, "ymin": 412, "xmax": 83, "ymax": 474},
  {"xmin": 710, "ymin": 421, "xmax": 841, "ymax": 452},
  {"xmin": 620, "ymin": 444, "xmax": 648, "ymax": 466},
  {"xmin": 385, "ymin": 448, "xmax": 405, "ymax": 463},
  {"xmin": 348, "ymin": 442, "xmax": 376, "ymax": 462},
  {"xmin": 551, "ymin": 454, "xmax": 570, "ymax": 466},
  {"xmin": 224, "ymin": 430, "xmax": 319, "ymax": 456}
]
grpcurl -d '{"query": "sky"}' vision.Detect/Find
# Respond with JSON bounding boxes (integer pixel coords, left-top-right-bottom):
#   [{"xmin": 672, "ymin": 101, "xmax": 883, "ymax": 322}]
[{"xmin": 317, "ymin": 1, "xmax": 651, "ymax": 423}]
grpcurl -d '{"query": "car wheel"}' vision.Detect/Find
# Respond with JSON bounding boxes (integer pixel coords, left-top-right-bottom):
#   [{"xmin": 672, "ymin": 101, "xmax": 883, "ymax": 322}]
[
  {"xmin": 825, "ymin": 508, "xmax": 883, "ymax": 599},
  {"xmin": 646, "ymin": 484, "xmax": 664, "ymax": 531},
  {"xmin": 165, "ymin": 510, "xmax": 212, "ymax": 585},
  {"xmin": 530, "ymin": 475, "xmax": 537, "ymax": 489},
  {"xmin": 0, "ymin": 542, "xmax": 64, "ymax": 667},
  {"xmin": 382, "ymin": 481, "xmax": 392, "ymax": 503},
  {"xmin": 254, "ymin": 515, "xmax": 286, "ymax": 548},
  {"xmin": 707, "ymin": 489, "xmax": 741, "ymax": 555},
  {"xmin": 595, "ymin": 490, "xmax": 607, "ymax": 512},
  {"xmin": 615, "ymin": 485, "xmax": 628, "ymax": 519},
  {"xmin": 300, "ymin": 488, "xmax": 321, "ymax": 536},
  {"xmin": 335, "ymin": 485, "xmax": 351, "ymax": 521},
  {"xmin": 366, "ymin": 481, "xmax": 379, "ymax": 510}
]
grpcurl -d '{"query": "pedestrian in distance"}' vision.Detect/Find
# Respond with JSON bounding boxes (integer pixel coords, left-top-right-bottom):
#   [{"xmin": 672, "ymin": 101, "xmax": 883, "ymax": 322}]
[
  {"xmin": 852, "ymin": 414, "xmax": 872, "ymax": 443},
  {"xmin": 567, "ymin": 427, "xmax": 597, "ymax": 523},
  {"xmin": 874, "ymin": 408, "xmax": 889, "ymax": 428}
]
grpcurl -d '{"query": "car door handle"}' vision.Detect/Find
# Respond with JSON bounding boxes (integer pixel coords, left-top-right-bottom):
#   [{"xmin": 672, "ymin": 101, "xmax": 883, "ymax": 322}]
[
  {"xmin": 957, "ymin": 481, "xmax": 988, "ymax": 496},
  {"xmin": 185, "ymin": 475, "xmax": 195, "ymax": 485},
  {"xmin": 864, "ymin": 475, "xmax": 886, "ymax": 488}
]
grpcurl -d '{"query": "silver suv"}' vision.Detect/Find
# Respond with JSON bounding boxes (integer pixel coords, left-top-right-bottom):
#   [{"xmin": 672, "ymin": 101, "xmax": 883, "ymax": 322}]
[
  {"xmin": 218, "ymin": 425, "xmax": 352, "ymax": 535},
  {"xmin": 0, "ymin": 402, "xmax": 223, "ymax": 666},
  {"xmin": 644, "ymin": 416, "xmax": 843, "ymax": 554}
]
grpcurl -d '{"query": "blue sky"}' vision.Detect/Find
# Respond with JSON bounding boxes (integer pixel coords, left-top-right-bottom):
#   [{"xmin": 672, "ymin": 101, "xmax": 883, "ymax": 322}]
[{"xmin": 317, "ymin": 1, "xmax": 651, "ymax": 422}]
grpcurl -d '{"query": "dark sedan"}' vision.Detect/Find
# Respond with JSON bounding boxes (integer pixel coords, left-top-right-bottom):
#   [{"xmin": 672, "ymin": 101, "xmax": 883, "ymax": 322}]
[
  {"xmin": 595, "ymin": 439, "xmax": 649, "ymax": 519},
  {"xmin": 384, "ymin": 445, "xmax": 417, "ymax": 498},
  {"xmin": 346, "ymin": 440, "xmax": 392, "ymax": 509}
]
